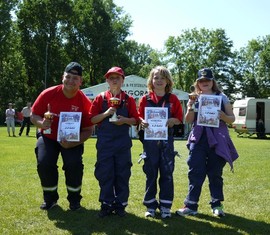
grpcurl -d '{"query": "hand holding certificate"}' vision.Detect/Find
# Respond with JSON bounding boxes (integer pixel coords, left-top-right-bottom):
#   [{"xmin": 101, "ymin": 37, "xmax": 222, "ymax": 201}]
[
  {"xmin": 197, "ymin": 95, "xmax": 222, "ymax": 128},
  {"xmin": 57, "ymin": 112, "xmax": 82, "ymax": 142},
  {"xmin": 144, "ymin": 107, "xmax": 168, "ymax": 140}
]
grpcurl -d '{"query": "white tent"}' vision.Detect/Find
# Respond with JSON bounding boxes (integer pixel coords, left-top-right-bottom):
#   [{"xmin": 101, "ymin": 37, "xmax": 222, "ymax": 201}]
[{"xmin": 81, "ymin": 75, "xmax": 189, "ymax": 101}]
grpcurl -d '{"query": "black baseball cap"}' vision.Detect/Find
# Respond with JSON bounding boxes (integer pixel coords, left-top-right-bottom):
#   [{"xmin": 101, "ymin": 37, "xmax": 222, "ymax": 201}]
[{"xmin": 65, "ymin": 62, "xmax": 83, "ymax": 76}]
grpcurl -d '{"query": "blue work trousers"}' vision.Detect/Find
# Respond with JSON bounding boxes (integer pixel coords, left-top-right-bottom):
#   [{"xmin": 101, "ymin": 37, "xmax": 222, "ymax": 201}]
[
  {"xmin": 95, "ymin": 142, "xmax": 132, "ymax": 208},
  {"xmin": 185, "ymin": 132, "xmax": 226, "ymax": 210},
  {"xmin": 143, "ymin": 138, "xmax": 175, "ymax": 210}
]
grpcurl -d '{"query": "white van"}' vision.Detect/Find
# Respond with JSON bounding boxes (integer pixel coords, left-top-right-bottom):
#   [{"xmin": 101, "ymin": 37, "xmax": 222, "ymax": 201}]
[{"xmin": 232, "ymin": 97, "xmax": 270, "ymax": 138}]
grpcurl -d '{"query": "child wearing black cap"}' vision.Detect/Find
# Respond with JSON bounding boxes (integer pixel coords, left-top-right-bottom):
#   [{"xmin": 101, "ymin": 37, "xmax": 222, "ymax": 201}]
[{"xmin": 31, "ymin": 62, "xmax": 93, "ymax": 211}]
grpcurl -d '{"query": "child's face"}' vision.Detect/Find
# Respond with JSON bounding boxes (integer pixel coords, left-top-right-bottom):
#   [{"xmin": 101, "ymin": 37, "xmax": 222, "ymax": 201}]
[
  {"xmin": 152, "ymin": 71, "xmax": 167, "ymax": 91},
  {"xmin": 197, "ymin": 79, "xmax": 213, "ymax": 93},
  {"xmin": 107, "ymin": 73, "xmax": 124, "ymax": 89}
]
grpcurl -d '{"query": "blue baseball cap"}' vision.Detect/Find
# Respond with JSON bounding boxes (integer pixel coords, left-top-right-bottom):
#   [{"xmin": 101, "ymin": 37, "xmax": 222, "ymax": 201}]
[{"xmin": 197, "ymin": 68, "xmax": 214, "ymax": 81}]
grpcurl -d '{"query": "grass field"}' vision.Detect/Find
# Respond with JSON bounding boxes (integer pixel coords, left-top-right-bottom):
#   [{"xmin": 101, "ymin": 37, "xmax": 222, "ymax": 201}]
[{"xmin": 0, "ymin": 126, "xmax": 270, "ymax": 235}]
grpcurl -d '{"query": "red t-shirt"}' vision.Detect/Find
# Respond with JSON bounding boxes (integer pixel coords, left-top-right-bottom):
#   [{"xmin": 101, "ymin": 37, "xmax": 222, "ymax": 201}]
[
  {"xmin": 138, "ymin": 92, "xmax": 183, "ymax": 122},
  {"xmin": 90, "ymin": 90, "xmax": 139, "ymax": 123},
  {"xmin": 32, "ymin": 85, "xmax": 92, "ymax": 140}
]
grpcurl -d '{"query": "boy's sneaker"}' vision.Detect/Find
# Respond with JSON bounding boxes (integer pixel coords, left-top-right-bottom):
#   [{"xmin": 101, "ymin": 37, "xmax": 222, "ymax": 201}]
[
  {"xmin": 145, "ymin": 209, "xmax": 156, "ymax": 218},
  {"xmin": 40, "ymin": 201, "xmax": 57, "ymax": 210},
  {"xmin": 176, "ymin": 207, "xmax": 198, "ymax": 216},
  {"xmin": 212, "ymin": 206, "xmax": 225, "ymax": 217},
  {"xmin": 69, "ymin": 202, "xmax": 81, "ymax": 211},
  {"xmin": 160, "ymin": 206, "xmax": 171, "ymax": 219},
  {"xmin": 115, "ymin": 208, "xmax": 126, "ymax": 217},
  {"xmin": 98, "ymin": 208, "xmax": 113, "ymax": 218}
]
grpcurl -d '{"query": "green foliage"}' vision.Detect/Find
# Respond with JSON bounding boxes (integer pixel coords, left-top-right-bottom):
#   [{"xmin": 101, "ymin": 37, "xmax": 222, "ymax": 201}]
[
  {"xmin": 17, "ymin": 0, "xmax": 74, "ymax": 89},
  {"xmin": 165, "ymin": 28, "xmax": 234, "ymax": 96},
  {"xmin": 1, "ymin": 1, "xmax": 270, "ymax": 123},
  {"xmin": 235, "ymin": 36, "xmax": 270, "ymax": 98},
  {"xmin": 117, "ymin": 40, "xmax": 163, "ymax": 78},
  {"xmin": 0, "ymin": 127, "xmax": 270, "ymax": 234}
]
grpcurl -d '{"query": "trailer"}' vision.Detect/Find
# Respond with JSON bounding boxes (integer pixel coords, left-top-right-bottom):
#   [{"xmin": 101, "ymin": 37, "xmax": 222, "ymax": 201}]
[{"xmin": 232, "ymin": 97, "xmax": 270, "ymax": 138}]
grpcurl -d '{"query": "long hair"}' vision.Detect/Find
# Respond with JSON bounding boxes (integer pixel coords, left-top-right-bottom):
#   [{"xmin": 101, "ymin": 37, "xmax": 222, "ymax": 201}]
[
  {"xmin": 147, "ymin": 66, "xmax": 173, "ymax": 93},
  {"xmin": 194, "ymin": 79, "xmax": 222, "ymax": 94}
]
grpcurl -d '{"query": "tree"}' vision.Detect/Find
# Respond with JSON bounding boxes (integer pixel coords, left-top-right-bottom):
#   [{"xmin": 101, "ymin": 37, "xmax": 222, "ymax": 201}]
[
  {"xmin": 16, "ymin": 0, "xmax": 132, "ymax": 90},
  {"xmin": 0, "ymin": 0, "xmax": 23, "ymax": 122},
  {"xmin": 117, "ymin": 40, "xmax": 162, "ymax": 78},
  {"xmin": 17, "ymin": 0, "xmax": 73, "ymax": 94},
  {"xmin": 258, "ymin": 36, "xmax": 270, "ymax": 97},
  {"xmin": 165, "ymin": 28, "xmax": 234, "ymax": 96},
  {"xmin": 64, "ymin": 0, "xmax": 132, "ymax": 86},
  {"xmin": 235, "ymin": 37, "xmax": 270, "ymax": 98}
]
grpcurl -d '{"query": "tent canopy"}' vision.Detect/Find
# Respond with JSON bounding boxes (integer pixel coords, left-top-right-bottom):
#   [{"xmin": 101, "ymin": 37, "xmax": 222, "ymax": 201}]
[{"xmin": 82, "ymin": 75, "xmax": 189, "ymax": 100}]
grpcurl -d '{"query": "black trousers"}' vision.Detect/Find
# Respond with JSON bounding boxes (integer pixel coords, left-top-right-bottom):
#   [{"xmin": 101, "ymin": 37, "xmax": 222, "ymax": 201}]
[
  {"xmin": 35, "ymin": 135, "xmax": 84, "ymax": 203},
  {"xmin": 19, "ymin": 117, "xmax": 31, "ymax": 135}
]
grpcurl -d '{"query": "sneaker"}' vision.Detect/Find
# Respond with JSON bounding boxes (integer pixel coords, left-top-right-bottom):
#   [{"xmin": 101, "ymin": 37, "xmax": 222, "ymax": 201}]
[
  {"xmin": 145, "ymin": 209, "xmax": 156, "ymax": 218},
  {"xmin": 212, "ymin": 206, "xmax": 225, "ymax": 217},
  {"xmin": 160, "ymin": 206, "xmax": 171, "ymax": 219},
  {"xmin": 98, "ymin": 208, "xmax": 113, "ymax": 218},
  {"xmin": 115, "ymin": 208, "xmax": 126, "ymax": 217},
  {"xmin": 176, "ymin": 207, "xmax": 198, "ymax": 216},
  {"xmin": 40, "ymin": 201, "xmax": 57, "ymax": 210},
  {"xmin": 69, "ymin": 202, "xmax": 81, "ymax": 211},
  {"xmin": 161, "ymin": 211, "xmax": 171, "ymax": 219}
]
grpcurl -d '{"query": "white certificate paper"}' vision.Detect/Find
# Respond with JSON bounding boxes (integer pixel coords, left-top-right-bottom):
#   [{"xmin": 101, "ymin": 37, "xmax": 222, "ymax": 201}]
[
  {"xmin": 57, "ymin": 112, "xmax": 82, "ymax": 142},
  {"xmin": 197, "ymin": 95, "xmax": 222, "ymax": 128},
  {"xmin": 144, "ymin": 107, "xmax": 168, "ymax": 140}
]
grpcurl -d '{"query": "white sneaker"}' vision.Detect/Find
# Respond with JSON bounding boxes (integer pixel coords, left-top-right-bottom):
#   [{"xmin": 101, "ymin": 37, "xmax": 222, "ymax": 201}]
[
  {"xmin": 212, "ymin": 206, "xmax": 225, "ymax": 217},
  {"xmin": 161, "ymin": 210, "xmax": 171, "ymax": 219},
  {"xmin": 160, "ymin": 206, "xmax": 171, "ymax": 219},
  {"xmin": 176, "ymin": 207, "xmax": 198, "ymax": 216},
  {"xmin": 145, "ymin": 209, "xmax": 156, "ymax": 218}
]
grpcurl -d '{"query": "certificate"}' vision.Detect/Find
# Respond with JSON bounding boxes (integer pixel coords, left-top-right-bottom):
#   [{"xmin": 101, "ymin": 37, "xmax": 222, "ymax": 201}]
[
  {"xmin": 197, "ymin": 95, "xmax": 222, "ymax": 128},
  {"xmin": 57, "ymin": 112, "xmax": 82, "ymax": 142},
  {"xmin": 144, "ymin": 107, "xmax": 168, "ymax": 140}
]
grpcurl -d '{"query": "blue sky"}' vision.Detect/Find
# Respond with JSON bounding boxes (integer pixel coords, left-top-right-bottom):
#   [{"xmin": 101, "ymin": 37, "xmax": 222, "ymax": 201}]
[{"xmin": 114, "ymin": 0, "xmax": 270, "ymax": 50}]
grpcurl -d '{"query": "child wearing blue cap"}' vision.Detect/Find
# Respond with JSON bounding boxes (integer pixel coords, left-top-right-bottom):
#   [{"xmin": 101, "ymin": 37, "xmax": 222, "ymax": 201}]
[{"xmin": 176, "ymin": 68, "xmax": 239, "ymax": 217}]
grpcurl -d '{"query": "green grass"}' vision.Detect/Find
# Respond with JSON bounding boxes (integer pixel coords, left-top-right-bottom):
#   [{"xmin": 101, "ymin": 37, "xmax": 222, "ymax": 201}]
[{"xmin": 0, "ymin": 126, "xmax": 270, "ymax": 235}]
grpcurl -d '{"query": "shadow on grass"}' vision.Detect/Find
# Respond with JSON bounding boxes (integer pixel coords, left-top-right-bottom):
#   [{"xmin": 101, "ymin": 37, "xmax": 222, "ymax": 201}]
[
  {"xmin": 47, "ymin": 206, "xmax": 270, "ymax": 235},
  {"xmin": 196, "ymin": 213, "xmax": 270, "ymax": 234}
]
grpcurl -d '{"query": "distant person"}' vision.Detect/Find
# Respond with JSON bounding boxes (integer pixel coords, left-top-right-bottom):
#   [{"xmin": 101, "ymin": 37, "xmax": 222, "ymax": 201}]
[
  {"xmin": 31, "ymin": 62, "xmax": 93, "ymax": 211},
  {"xmin": 138, "ymin": 66, "xmax": 183, "ymax": 219},
  {"xmin": 5, "ymin": 103, "xmax": 16, "ymax": 137},
  {"xmin": 176, "ymin": 68, "xmax": 239, "ymax": 217},
  {"xmin": 19, "ymin": 102, "xmax": 32, "ymax": 136},
  {"xmin": 90, "ymin": 66, "xmax": 139, "ymax": 217},
  {"xmin": 256, "ymin": 118, "xmax": 266, "ymax": 139}
]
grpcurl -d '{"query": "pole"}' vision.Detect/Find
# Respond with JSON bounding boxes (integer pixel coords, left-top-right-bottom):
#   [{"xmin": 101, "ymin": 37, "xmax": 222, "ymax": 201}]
[{"xmin": 44, "ymin": 42, "xmax": 49, "ymax": 89}]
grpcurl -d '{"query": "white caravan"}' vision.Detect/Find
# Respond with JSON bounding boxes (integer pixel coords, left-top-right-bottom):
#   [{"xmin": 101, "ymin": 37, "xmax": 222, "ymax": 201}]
[{"xmin": 232, "ymin": 97, "xmax": 270, "ymax": 138}]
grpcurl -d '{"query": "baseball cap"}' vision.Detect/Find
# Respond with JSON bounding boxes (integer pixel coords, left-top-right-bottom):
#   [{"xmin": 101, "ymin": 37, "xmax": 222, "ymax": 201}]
[
  {"xmin": 104, "ymin": 66, "xmax": 125, "ymax": 79},
  {"xmin": 65, "ymin": 62, "xmax": 83, "ymax": 76},
  {"xmin": 197, "ymin": 68, "xmax": 214, "ymax": 81}
]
